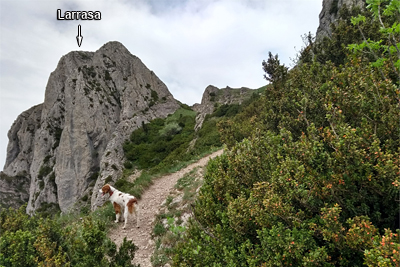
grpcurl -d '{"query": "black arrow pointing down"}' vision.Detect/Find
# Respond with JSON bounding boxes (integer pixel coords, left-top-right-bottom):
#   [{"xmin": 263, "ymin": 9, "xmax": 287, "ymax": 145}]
[{"xmin": 76, "ymin": 24, "xmax": 83, "ymax": 47}]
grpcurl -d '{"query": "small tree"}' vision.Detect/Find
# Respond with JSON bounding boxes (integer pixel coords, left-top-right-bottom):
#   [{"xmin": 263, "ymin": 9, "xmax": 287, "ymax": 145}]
[{"xmin": 262, "ymin": 52, "xmax": 289, "ymax": 86}]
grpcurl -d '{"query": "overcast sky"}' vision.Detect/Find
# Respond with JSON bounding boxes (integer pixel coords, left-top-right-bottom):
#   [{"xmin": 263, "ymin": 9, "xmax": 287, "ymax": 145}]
[{"xmin": 0, "ymin": 0, "xmax": 322, "ymax": 169}]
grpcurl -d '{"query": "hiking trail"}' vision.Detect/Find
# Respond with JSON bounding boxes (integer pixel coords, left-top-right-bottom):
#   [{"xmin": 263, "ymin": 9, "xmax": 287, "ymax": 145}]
[{"xmin": 107, "ymin": 149, "xmax": 224, "ymax": 267}]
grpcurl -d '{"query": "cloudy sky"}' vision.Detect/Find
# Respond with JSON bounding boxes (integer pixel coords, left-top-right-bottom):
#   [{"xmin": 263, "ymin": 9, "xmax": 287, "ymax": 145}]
[{"xmin": 0, "ymin": 0, "xmax": 322, "ymax": 169}]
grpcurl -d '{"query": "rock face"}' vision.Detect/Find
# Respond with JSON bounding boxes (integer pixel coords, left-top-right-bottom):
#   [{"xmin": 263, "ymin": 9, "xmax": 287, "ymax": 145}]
[
  {"xmin": 0, "ymin": 104, "xmax": 43, "ymax": 209},
  {"xmin": 1, "ymin": 41, "xmax": 180, "ymax": 213},
  {"xmin": 316, "ymin": 0, "xmax": 365, "ymax": 41}
]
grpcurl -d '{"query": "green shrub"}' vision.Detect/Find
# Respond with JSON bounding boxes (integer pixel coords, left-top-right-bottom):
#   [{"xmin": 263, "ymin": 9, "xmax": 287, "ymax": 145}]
[
  {"xmin": 153, "ymin": 222, "xmax": 167, "ymax": 237},
  {"xmin": 89, "ymin": 171, "xmax": 99, "ymax": 181},
  {"xmin": 150, "ymin": 89, "xmax": 159, "ymax": 102},
  {"xmin": 38, "ymin": 180, "xmax": 44, "ymax": 190},
  {"xmin": 109, "ymin": 238, "xmax": 139, "ymax": 267},
  {"xmin": 111, "ymin": 164, "xmax": 118, "ymax": 171},
  {"xmin": 124, "ymin": 161, "xmax": 133, "ymax": 169},
  {"xmin": 0, "ymin": 204, "xmax": 139, "ymax": 267},
  {"xmin": 174, "ymin": 124, "xmax": 399, "ymax": 265},
  {"xmin": 0, "ymin": 229, "xmax": 37, "ymax": 267},
  {"xmin": 159, "ymin": 122, "xmax": 182, "ymax": 137}
]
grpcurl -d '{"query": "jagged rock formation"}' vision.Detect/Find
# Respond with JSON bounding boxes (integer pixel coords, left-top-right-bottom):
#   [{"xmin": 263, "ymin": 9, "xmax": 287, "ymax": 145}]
[
  {"xmin": 1, "ymin": 41, "xmax": 180, "ymax": 213},
  {"xmin": 316, "ymin": 0, "xmax": 365, "ymax": 41},
  {"xmin": 192, "ymin": 85, "xmax": 254, "ymax": 131}
]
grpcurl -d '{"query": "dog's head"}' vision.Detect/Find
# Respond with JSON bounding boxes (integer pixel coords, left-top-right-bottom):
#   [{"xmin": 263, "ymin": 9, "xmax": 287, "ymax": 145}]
[{"xmin": 99, "ymin": 184, "xmax": 111, "ymax": 197}]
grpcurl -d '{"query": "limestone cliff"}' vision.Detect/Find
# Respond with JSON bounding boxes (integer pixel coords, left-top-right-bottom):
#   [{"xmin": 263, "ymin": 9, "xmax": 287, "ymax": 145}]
[{"xmin": 1, "ymin": 41, "xmax": 180, "ymax": 213}]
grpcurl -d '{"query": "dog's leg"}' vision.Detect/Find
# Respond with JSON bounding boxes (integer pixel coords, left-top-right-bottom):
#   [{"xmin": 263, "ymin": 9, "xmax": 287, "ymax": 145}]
[
  {"xmin": 113, "ymin": 202, "xmax": 121, "ymax": 223},
  {"xmin": 135, "ymin": 203, "xmax": 140, "ymax": 228},
  {"xmin": 123, "ymin": 209, "xmax": 129, "ymax": 229},
  {"xmin": 120, "ymin": 206, "xmax": 125, "ymax": 221}
]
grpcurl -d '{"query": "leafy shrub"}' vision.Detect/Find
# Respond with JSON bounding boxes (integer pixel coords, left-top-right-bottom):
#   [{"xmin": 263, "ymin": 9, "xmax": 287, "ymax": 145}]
[
  {"xmin": 173, "ymin": 122, "xmax": 399, "ymax": 265},
  {"xmin": 111, "ymin": 164, "xmax": 118, "ymax": 171},
  {"xmin": 109, "ymin": 238, "xmax": 139, "ymax": 267},
  {"xmin": 0, "ymin": 204, "xmax": 139, "ymax": 266},
  {"xmin": 159, "ymin": 122, "xmax": 182, "ymax": 137},
  {"xmin": 194, "ymin": 119, "xmax": 221, "ymax": 150},
  {"xmin": 105, "ymin": 175, "xmax": 113, "ymax": 184},
  {"xmin": 0, "ymin": 229, "xmax": 37, "ymax": 267}
]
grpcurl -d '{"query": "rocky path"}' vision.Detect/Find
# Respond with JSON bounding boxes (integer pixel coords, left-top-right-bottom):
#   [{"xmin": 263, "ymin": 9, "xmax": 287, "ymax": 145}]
[{"xmin": 107, "ymin": 149, "xmax": 224, "ymax": 267}]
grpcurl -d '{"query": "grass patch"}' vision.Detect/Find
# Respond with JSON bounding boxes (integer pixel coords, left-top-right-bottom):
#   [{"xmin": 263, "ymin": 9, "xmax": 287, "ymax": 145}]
[
  {"xmin": 153, "ymin": 222, "xmax": 167, "ymax": 237},
  {"xmin": 165, "ymin": 107, "xmax": 195, "ymax": 124},
  {"xmin": 175, "ymin": 169, "xmax": 197, "ymax": 190}
]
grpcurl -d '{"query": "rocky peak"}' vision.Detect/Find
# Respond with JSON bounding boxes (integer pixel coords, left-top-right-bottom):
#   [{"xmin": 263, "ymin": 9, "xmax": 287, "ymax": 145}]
[{"xmin": 1, "ymin": 41, "xmax": 180, "ymax": 213}]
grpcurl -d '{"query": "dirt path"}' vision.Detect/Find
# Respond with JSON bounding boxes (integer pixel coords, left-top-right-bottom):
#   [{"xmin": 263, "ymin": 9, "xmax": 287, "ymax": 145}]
[{"xmin": 107, "ymin": 149, "xmax": 224, "ymax": 267}]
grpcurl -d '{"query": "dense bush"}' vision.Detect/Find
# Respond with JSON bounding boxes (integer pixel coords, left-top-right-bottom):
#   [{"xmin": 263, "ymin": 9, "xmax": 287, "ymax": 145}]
[
  {"xmin": 173, "ymin": 2, "xmax": 400, "ymax": 266},
  {"xmin": 173, "ymin": 124, "xmax": 399, "ymax": 265},
  {"xmin": 0, "ymin": 205, "xmax": 139, "ymax": 267}
]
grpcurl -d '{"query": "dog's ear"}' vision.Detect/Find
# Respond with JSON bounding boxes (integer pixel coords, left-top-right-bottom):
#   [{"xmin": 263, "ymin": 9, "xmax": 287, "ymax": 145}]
[{"xmin": 101, "ymin": 184, "xmax": 110, "ymax": 195}]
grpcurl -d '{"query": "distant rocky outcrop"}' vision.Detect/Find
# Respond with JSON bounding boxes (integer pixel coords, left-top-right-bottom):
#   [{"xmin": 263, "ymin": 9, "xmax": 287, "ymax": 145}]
[
  {"xmin": 192, "ymin": 85, "xmax": 256, "ymax": 131},
  {"xmin": 1, "ymin": 41, "xmax": 180, "ymax": 213},
  {"xmin": 316, "ymin": 0, "xmax": 365, "ymax": 41}
]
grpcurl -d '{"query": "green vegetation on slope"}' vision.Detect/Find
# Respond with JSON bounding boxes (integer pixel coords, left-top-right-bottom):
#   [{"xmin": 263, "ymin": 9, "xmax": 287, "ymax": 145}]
[
  {"xmin": 122, "ymin": 100, "xmax": 255, "ymax": 175},
  {"xmin": 172, "ymin": 2, "xmax": 400, "ymax": 266},
  {"xmin": 123, "ymin": 105, "xmax": 197, "ymax": 170}
]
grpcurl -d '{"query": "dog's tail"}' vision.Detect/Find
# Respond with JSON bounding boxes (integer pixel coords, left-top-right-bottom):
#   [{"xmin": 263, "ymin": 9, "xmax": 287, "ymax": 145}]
[{"xmin": 127, "ymin": 197, "xmax": 138, "ymax": 214}]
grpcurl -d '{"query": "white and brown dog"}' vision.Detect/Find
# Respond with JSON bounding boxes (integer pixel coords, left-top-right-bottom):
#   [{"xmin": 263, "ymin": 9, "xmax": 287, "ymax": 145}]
[{"xmin": 99, "ymin": 184, "xmax": 139, "ymax": 229}]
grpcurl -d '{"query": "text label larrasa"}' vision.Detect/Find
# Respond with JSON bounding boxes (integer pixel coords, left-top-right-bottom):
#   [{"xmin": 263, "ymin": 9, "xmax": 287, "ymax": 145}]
[{"xmin": 57, "ymin": 9, "xmax": 101, "ymax": 20}]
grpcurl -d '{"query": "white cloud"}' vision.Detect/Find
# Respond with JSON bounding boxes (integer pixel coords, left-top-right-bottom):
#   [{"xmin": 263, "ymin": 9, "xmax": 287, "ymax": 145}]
[{"xmin": 0, "ymin": 0, "xmax": 322, "ymax": 168}]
